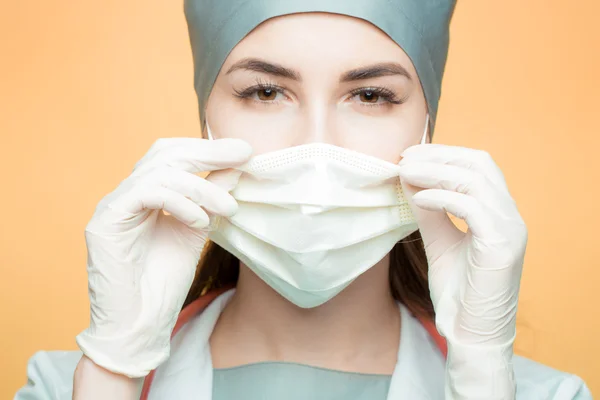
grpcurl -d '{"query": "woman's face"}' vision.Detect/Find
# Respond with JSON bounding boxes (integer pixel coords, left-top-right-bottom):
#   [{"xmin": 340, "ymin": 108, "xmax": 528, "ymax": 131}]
[{"xmin": 205, "ymin": 12, "xmax": 429, "ymax": 163}]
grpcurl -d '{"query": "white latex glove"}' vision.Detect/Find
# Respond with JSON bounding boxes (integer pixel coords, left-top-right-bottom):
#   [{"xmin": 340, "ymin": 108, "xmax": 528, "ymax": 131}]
[
  {"xmin": 76, "ymin": 137, "xmax": 253, "ymax": 378},
  {"xmin": 398, "ymin": 144, "xmax": 528, "ymax": 400}
]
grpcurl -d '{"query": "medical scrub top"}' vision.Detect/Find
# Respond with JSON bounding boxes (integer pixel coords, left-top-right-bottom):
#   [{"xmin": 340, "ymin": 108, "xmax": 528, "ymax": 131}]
[
  {"xmin": 213, "ymin": 361, "xmax": 392, "ymax": 400},
  {"xmin": 12, "ymin": 289, "xmax": 592, "ymax": 399}
]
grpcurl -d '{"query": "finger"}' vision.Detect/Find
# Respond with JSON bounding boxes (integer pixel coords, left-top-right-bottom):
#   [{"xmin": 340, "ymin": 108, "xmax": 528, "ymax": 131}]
[
  {"xmin": 132, "ymin": 138, "xmax": 253, "ymax": 177},
  {"xmin": 401, "ymin": 180, "xmax": 463, "ymax": 264},
  {"xmin": 133, "ymin": 137, "xmax": 208, "ymax": 171},
  {"xmin": 399, "ymin": 161, "xmax": 484, "ymax": 195},
  {"xmin": 399, "ymin": 159, "xmax": 521, "ymax": 222},
  {"xmin": 202, "ymin": 169, "xmax": 244, "ymax": 229},
  {"xmin": 134, "ymin": 137, "xmax": 250, "ymax": 171},
  {"xmin": 398, "ymin": 161, "xmax": 512, "ymax": 208},
  {"xmin": 411, "ymin": 188, "xmax": 497, "ymax": 239},
  {"xmin": 135, "ymin": 166, "xmax": 239, "ymax": 217},
  {"xmin": 400, "ymin": 144, "xmax": 509, "ymax": 191},
  {"xmin": 108, "ymin": 184, "xmax": 210, "ymax": 230}
]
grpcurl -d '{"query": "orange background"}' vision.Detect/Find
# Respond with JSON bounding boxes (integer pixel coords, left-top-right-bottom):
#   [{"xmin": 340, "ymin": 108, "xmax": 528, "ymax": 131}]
[{"xmin": 1, "ymin": 1, "xmax": 598, "ymax": 397}]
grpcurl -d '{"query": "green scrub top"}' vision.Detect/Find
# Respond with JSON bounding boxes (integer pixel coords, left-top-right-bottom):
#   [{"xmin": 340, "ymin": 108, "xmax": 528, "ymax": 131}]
[{"xmin": 213, "ymin": 361, "xmax": 392, "ymax": 400}]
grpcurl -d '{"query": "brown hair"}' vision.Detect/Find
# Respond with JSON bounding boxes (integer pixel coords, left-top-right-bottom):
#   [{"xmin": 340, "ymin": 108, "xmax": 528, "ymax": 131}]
[{"xmin": 183, "ymin": 231, "xmax": 435, "ymax": 319}]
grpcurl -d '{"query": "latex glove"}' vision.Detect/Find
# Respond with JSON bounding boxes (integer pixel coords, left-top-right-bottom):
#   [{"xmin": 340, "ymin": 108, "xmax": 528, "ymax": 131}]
[
  {"xmin": 76, "ymin": 137, "xmax": 253, "ymax": 378},
  {"xmin": 398, "ymin": 144, "xmax": 527, "ymax": 400}
]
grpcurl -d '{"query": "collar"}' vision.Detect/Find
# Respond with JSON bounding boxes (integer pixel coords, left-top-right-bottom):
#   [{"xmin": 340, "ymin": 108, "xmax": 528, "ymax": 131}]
[{"xmin": 147, "ymin": 288, "xmax": 445, "ymax": 400}]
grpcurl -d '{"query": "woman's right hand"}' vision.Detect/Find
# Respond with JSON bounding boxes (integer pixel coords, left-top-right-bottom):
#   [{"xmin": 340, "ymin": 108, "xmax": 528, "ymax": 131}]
[{"xmin": 74, "ymin": 137, "xmax": 253, "ymax": 379}]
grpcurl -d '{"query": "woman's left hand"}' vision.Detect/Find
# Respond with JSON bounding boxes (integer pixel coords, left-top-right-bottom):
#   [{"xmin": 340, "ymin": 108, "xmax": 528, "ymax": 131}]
[{"xmin": 398, "ymin": 144, "xmax": 528, "ymax": 399}]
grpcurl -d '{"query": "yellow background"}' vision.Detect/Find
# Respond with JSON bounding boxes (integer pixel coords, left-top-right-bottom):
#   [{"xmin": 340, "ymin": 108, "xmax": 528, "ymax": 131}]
[{"xmin": 1, "ymin": 1, "xmax": 598, "ymax": 397}]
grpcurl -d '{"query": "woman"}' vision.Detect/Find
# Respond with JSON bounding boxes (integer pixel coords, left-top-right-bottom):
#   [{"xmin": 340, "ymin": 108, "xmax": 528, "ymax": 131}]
[{"xmin": 15, "ymin": 1, "xmax": 592, "ymax": 399}]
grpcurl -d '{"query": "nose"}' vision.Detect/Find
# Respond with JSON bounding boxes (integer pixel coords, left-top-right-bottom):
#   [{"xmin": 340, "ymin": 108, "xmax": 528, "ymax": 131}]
[{"xmin": 291, "ymin": 99, "xmax": 339, "ymax": 147}]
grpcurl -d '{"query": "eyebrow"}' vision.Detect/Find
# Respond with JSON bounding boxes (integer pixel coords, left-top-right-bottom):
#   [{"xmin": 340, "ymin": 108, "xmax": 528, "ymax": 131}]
[
  {"xmin": 226, "ymin": 58, "xmax": 301, "ymax": 80},
  {"xmin": 225, "ymin": 58, "xmax": 412, "ymax": 82},
  {"xmin": 340, "ymin": 62, "xmax": 413, "ymax": 82}
]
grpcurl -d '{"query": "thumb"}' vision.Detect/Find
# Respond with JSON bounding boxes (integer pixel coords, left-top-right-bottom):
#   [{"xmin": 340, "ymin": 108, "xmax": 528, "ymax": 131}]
[
  {"xmin": 401, "ymin": 179, "xmax": 462, "ymax": 262},
  {"xmin": 203, "ymin": 168, "xmax": 243, "ymax": 229},
  {"xmin": 205, "ymin": 168, "xmax": 243, "ymax": 192}
]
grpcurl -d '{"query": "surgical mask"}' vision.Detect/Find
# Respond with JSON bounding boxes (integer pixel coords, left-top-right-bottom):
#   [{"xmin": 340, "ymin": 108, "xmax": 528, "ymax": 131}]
[{"xmin": 207, "ymin": 116, "xmax": 429, "ymax": 308}]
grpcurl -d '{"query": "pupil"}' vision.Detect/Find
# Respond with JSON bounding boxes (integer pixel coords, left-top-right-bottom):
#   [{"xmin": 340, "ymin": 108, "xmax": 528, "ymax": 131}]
[
  {"xmin": 361, "ymin": 91, "xmax": 378, "ymax": 102},
  {"xmin": 259, "ymin": 89, "xmax": 274, "ymax": 100}
]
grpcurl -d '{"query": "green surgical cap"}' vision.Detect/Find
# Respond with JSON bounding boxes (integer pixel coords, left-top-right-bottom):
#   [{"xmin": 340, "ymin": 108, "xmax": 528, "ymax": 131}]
[{"xmin": 184, "ymin": 0, "xmax": 457, "ymax": 139}]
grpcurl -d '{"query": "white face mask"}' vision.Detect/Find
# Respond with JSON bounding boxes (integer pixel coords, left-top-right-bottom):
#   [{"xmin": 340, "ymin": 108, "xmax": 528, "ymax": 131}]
[{"xmin": 207, "ymin": 116, "xmax": 429, "ymax": 308}]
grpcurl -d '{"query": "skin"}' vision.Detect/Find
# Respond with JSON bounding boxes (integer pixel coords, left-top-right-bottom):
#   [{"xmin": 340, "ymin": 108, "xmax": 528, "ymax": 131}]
[{"xmin": 206, "ymin": 12, "xmax": 430, "ymax": 375}]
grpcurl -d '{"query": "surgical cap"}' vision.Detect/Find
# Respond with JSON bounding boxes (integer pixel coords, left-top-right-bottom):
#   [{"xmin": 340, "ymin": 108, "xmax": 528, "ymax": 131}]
[{"xmin": 184, "ymin": 0, "xmax": 457, "ymax": 139}]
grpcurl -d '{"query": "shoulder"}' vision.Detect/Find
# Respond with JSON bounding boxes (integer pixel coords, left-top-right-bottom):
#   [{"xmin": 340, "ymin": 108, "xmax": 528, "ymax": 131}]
[
  {"xmin": 513, "ymin": 355, "xmax": 592, "ymax": 399},
  {"xmin": 14, "ymin": 350, "xmax": 82, "ymax": 400},
  {"xmin": 13, "ymin": 290, "xmax": 232, "ymax": 400}
]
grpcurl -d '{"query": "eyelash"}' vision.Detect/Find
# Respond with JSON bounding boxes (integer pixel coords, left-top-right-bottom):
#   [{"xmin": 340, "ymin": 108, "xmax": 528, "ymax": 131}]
[
  {"xmin": 233, "ymin": 79, "xmax": 287, "ymax": 106},
  {"xmin": 233, "ymin": 78, "xmax": 406, "ymax": 107},
  {"xmin": 348, "ymin": 87, "xmax": 405, "ymax": 107}
]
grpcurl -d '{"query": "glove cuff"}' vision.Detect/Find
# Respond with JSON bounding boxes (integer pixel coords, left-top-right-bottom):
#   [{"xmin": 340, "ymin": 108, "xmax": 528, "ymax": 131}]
[
  {"xmin": 75, "ymin": 329, "xmax": 170, "ymax": 378},
  {"xmin": 444, "ymin": 339, "xmax": 516, "ymax": 400}
]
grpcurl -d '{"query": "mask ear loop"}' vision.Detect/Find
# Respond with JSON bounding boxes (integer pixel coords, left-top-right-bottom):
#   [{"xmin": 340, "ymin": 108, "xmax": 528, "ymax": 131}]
[
  {"xmin": 420, "ymin": 114, "xmax": 430, "ymax": 145},
  {"xmin": 395, "ymin": 114, "xmax": 430, "ymax": 238},
  {"xmin": 205, "ymin": 121, "xmax": 215, "ymax": 140},
  {"xmin": 203, "ymin": 121, "xmax": 222, "ymax": 231}
]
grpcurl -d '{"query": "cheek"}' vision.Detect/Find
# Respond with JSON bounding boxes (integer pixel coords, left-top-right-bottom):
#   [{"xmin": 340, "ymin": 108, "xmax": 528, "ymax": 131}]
[
  {"xmin": 206, "ymin": 101, "xmax": 301, "ymax": 156},
  {"xmin": 206, "ymin": 84, "xmax": 426, "ymax": 161},
  {"xmin": 336, "ymin": 115, "xmax": 424, "ymax": 164},
  {"xmin": 206, "ymin": 83, "xmax": 299, "ymax": 154},
  {"xmin": 211, "ymin": 113, "xmax": 423, "ymax": 162}
]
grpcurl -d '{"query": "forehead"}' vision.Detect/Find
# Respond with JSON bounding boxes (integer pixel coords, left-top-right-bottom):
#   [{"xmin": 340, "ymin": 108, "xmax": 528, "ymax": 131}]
[{"xmin": 221, "ymin": 12, "xmax": 417, "ymax": 77}]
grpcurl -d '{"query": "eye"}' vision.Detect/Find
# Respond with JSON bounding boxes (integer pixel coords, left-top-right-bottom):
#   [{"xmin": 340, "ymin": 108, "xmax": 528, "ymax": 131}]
[
  {"xmin": 359, "ymin": 90, "xmax": 380, "ymax": 103},
  {"xmin": 348, "ymin": 87, "xmax": 405, "ymax": 107},
  {"xmin": 233, "ymin": 82, "xmax": 288, "ymax": 104},
  {"xmin": 256, "ymin": 87, "xmax": 279, "ymax": 101}
]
